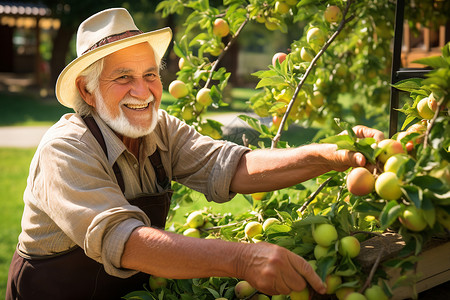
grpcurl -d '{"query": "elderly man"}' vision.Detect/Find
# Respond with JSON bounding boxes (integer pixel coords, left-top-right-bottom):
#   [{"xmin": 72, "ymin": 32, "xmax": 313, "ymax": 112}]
[{"xmin": 6, "ymin": 8, "xmax": 384, "ymax": 300}]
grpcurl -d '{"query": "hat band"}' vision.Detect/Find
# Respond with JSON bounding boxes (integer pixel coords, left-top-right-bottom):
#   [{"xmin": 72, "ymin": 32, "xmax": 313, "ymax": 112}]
[{"xmin": 81, "ymin": 29, "xmax": 143, "ymax": 55}]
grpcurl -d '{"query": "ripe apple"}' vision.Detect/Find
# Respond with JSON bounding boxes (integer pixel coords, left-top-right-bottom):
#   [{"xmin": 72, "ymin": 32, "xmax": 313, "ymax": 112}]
[
  {"xmin": 289, "ymin": 288, "xmax": 309, "ymax": 300},
  {"xmin": 272, "ymin": 52, "xmax": 287, "ymax": 66},
  {"xmin": 183, "ymin": 228, "xmax": 201, "ymax": 238},
  {"xmin": 364, "ymin": 285, "xmax": 388, "ymax": 300},
  {"xmin": 212, "ymin": 18, "xmax": 230, "ymax": 37},
  {"xmin": 300, "ymin": 47, "xmax": 315, "ymax": 62},
  {"xmin": 399, "ymin": 206, "xmax": 427, "ymax": 232},
  {"xmin": 313, "ymin": 223, "xmax": 338, "ymax": 247},
  {"xmin": 336, "ymin": 287, "xmax": 355, "ymax": 300},
  {"xmin": 307, "ymin": 27, "xmax": 326, "ymax": 52},
  {"xmin": 375, "ymin": 172, "xmax": 402, "ymax": 200},
  {"xmin": 376, "ymin": 139, "xmax": 405, "ymax": 164},
  {"xmin": 245, "ymin": 221, "xmax": 263, "ymax": 239},
  {"xmin": 251, "ymin": 192, "xmax": 267, "ymax": 201},
  {"xmin": 186, "ymin": 211, "xmax": 204, "ymax": 228},
  {"xmin": 196, "ymin": 88, "xmax": 213, "ymax": 106},
  {"xmin": 384, "ymin": 154, "xmax": 409, "ymax": 175},
  {"xmin": 262, "ymin": 217, "xmax": 280, "ymax": 231},
  {"xmin": 275, "ymin": 1, "xmax": 290, "ymax": 14},
  {"xmin": 265, "ymin": 20, "xmax": 278, "ymax": 31},
  {"xmin": 272, "ymin": 115, "xmax": 282, "ymax": 128},
  {"xmin": 149, "ymin": 276, "xmax": 168, "ymax": 291},
  {"xmin": 314, "ymin": 244, "xmax": 330, "ymax": 260},
  {"xmin": 346, "ymin": 292, "xmax": 367, "ymax": 300},
  {"xmin": 324, "ymin": 5, "xmax": 342, "ymax": 23},
  {"xmin": 346, "ymin": 167, "xmax": 375, "ymax": 196},
  {"xmin": 168, "ymin": 80, "xmax": 189, "ymax": 99},
  {"xmin": 338, "ymin": 236, "xmax": 361, "ymax": 258},
  {"xmin": 417, "ymin": 97, "xmax": 434, "ymax": 119},
  {"xmin": 235, "ymin": 280, "xmax": 256, "ymax": 299},
  {"xmin": 325, "ymin": 274, "xmax": 342, "ymax": 294}
]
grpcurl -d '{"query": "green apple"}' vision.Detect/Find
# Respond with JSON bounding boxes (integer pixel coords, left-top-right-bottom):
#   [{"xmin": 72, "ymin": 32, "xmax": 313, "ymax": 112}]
[
  {"xmin": 262, "ymin": 218, "xmax": 280, "ymax": 231},
  {"xmin": 314, "ymin": 244, "xmax": 330, "ymax": 260},
  {"xmin": 324, "ymin": 5, "xmax": 342, "ymax": 23},
  {"xmin": 376, "ymin": 139, "xmax": 405, "ymax": 163},
  {"xmin": 325, "ymin": 274, "xmax": 342, "ymax": 294},
  {"xmin": 183, "ymin": 228, "xmax": 201, "ymax": 238},
  {"xmin": 181, "ymin": 106, "xmax": 195, "ymax": 121},
  {"xmin": 245, "ymin": 221, "xmax": 263, "ymax": 239},
  {"xmin": 399, "ymin": 206, "xmax": 427, "ymax": 232},
  {"xmin": 338, "ymin": 236, "xmax": 360, "ymax": 258},
  {"xmin": 384, "ymin": 154, "xmax": 410, "ymax": 176},
  {"xmin": 186, "ymin": 211, "xmax": 204, "ymax": 228},
  {"xmin": 149, "ymin": 276, "xmax": 168, "ymax": 291},
  {"xmin": 168, "ymin": 80, "xmax": 189, "ymax": 99},
  {"xmin": 312, "ymin": 223, "xmax": 338, "ymax": 247},
  {"xmin": 196, "ymin": 88, "xmax": 213, "ymax": 106},
  {"xmin": 307, "ymin": 27, "xmax": 326, "ymax": 52},
  {"xmin": 300, "ymin": 47, "xmax": 315, "ymax": 62},
  {"xmin": 417, "ymin": 97, "xmax": 434, "ymax": 119},
  {"xmin": 375, "ymin": 172, "xmax": 402, "ymax": 200},
  {"xmin": 346, "ymin": 292, "xmax": 367, "ymax": 300},
  {"xmin": 309, "ymin": 90, "xmax": 324, "ymax": 107},
  {"xmin": 271, "ymin": 295, "xmax": 287, "ymax": 300},
  {"xmin": 364, "ymin": 285, "xmax": 388, "ymax": 300},
  {"xmin": 274, "ymin": 1, "xmax": 290, "ymax": 14},
  {"xmin": 336, "ymin": 287, "xmax": 355, "ymax": 300},
  {"xmin": 346, "ymin": 167, "xmax": 375, "ymax": 196},
  {"xmin": 289, "ymin": 288, "xmax": 309, "ymax": 300},
  {"xmin": 253, "ymin": 294, "xmax": 270, "ymax": 300},
  {"xmin": 235, "ymin": 280, "xmax": 256, "ymax": 299},
  {"xmin": 212, "ymin": 18, "xmax": 229, "ymax": 37}
]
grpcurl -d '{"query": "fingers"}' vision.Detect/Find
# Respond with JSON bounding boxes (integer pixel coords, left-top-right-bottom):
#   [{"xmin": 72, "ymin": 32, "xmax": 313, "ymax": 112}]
[
  {"xmin": 287, "ymin": 253, "xmax": 326, "ymax": 294},
  {"xmin": 352, "ymin": 125, "xmax": 385, "ymax": 142}
]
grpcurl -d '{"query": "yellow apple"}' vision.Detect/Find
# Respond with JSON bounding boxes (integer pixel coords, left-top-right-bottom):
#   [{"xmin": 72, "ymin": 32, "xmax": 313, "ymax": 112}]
[
  {"xmin": 235, "ymin": 280, "xmax": 256, "ymax": 299},
  {"xmin": 325, "ymin": 274, "xmax": 342, "ymax": 294},
  {"xmin": 399, "ymin": 206, "xmax": 428, "ymax": 232},
  {"xmin": 186, "ymin": 211, "xmax": 204, "ymax": 228},
  {"xmin": 364, "ymin": 285, "xmax": 388, "ymax": 300},
  {"xmin": 313, "ymin": 223, "xmax": 338, "ymax": 247},
  {"xmin": 338, "ymin": 236, "xmax": 360, "ymax": 258},
  {"xmin": 262, "ymin": 218, "xmax": 280, "ymax": 231},
  {"xmin": 196, "ymin": 88, "xmax": 213, "ymax": 106},
  {"xmin": 376, "ymin": 139, "xmax": 405, "ymax": 164},
  {"xmin": 346, "ymin": 292, "xmax": 367, "ymax": 300},
  {"xmin": 274, "ymin": 1, "xmax": 290, "ymax": 14},
  {"xmin": 245, "ymin": 221, "xmax": 263, "ymax": 239},
  {"xmin": 289, "ymin": 288, "xmax": 309, "ymax": 300},
  {"xmin": 324, "ymin": 5, "xmax": 342, "ymax": 23},
  {"xmin": 183, "ymin": 228, "xmax": 201, "ymax": 238},
  {"xmin": 417, "ymin": 97, "xmax": 434, "ymax": 119},
  {"xmin": 213, "ymin": 18, "xmax": 230, "ymax": 37},
  {"xmin": 168, "ymin": 80, "xmax": 189, "ymax": 99},
  {"xmin": 300, "ymin": 47, "xmax": 315, "ymax": 62},
  {"xmin": 375, "ymin": 172, "xmax": 402, "ymax": 200},
  {"xmin": 251, "ymin": 192, "xmax": 267, "ymax": 201}
]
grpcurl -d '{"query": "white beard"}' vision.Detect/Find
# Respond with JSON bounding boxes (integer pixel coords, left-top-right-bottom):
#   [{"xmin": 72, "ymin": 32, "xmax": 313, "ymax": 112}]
[{"xmin": 93, "ymin": 89, "xmax": 158, "ymax": 139}]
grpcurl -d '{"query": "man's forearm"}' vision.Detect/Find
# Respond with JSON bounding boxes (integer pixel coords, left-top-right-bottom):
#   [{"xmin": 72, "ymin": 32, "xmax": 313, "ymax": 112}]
[{"xmin": 121, "ymin": 226, "xmax": 246, "ymax": 279}]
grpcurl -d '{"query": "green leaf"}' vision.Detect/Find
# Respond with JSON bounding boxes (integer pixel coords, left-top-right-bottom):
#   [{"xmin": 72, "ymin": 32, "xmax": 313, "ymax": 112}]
[
  {"xmin": 255, "ymin": 76, "xmax": 287, "ymax": 89},
  {"xmin": 392, "ymin": 78, "xmax": 423, "ymax": 93},
  {"xmin": 238, "ymin": 115, "xmax": 274, "ymax": 139},
  {"xmin": 316, "ymin": 255, "xmax": 337, "ymax": 281},
  {"xmin": 320, "ymin": 135, "xmax": 356, "ymax": 150},
  {"xmin": 412, "ymin": 56, "xmax": 448, "ymax": 69},
  {"xmin": 122, "ymin": 290, "xmax": 154, "ymax": 300},
  {"xmin": 379, "ymin": 201, "xmax": 402, "ymax": 230},
  {"xmin": 401, "ymin": 185, "xmax": 422, "ymax": 208}
]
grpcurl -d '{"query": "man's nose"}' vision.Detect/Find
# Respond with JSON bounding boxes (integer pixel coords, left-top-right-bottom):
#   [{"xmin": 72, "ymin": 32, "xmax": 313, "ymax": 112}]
[{"xmin": 130, "ymin": 78, "xmax": 151, "ymax": 100}]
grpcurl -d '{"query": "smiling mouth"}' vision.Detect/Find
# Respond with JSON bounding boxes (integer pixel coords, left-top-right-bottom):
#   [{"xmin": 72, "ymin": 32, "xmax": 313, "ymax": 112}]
[{"xmin": 124, "ymin": 103, "xmax": 150, "ymax": 110}]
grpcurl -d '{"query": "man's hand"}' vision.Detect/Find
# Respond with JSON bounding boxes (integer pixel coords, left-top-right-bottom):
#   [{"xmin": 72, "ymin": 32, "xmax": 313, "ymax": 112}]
[
  {"xmin": 339, "ymin": 125, "xmax": 385, "ymax": 142},
  {"xmin": 236, "ymin": 242, "xmax": 326, "ymax": 296}
]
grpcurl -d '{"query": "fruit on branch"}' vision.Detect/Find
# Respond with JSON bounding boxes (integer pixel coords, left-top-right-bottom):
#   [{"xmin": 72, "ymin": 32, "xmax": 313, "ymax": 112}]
[
  {"xmin": 272, "ymin": 115, "xmax": 282, "ymax": 128},
  {"xmin": 235, "ymin": 280, "xmax": 256, "ymax": 299},
  {"xmin": 306, "ymin": 27, "xmax": 326, "ymax": 52},
  {"xmin": 346, "ymin": 292, "xmax": 367, "ymax": 300},
  {"xmin": 427, "ymin": 93, "xmax": 438, "ymax": 112},
  {"xmin": 336, "ymin": 287, "xmax": 356, "ymax": 300},
  {"xmin": 181, "ymin": 106, "xmax": 195, "ymax": 121},
  {"xmin": 168, "ymin": 80, "xmax": 189, "ymax": 99},
  {"xmin": 178, "ymin": 57, "xmax": 186, "ymax": 70},
  {"xmin": 252, "ymin": 294, "xmax": 270, "ymax": 300},
  {"xmin": 314, "ymin": 244, "xmax": 330, "ymax": 259},
  {"xmin": 312, "ymin": 223, "xmax": 338, "ymax": 247},
  {"xmin": 399, "ymin": 206, "xmax": 428, "ymax": 232},
  {"xmin": 364, "ymin": 285, "xmax": 388, "ymax": 300},
  {"xmin": 186, "ymin": 211, "xmax": 204, "ymax": 228},
  {"xmin": 325, "ymin": 274, "xmax": 342, "ymax": 294},
  {"xmin": 245, "ymin": 221, "xmax": 263, "ymax": 239},
  {"xmin": 384, "ymin": 154, "xmax": 409, "ymax": 176},
  {"xmin": 309, "ymin": 90, "xmax": 325, "ymax": 108},
  {"xmin": 275, "ymin": 1, "xmax": 290, "ymax": 14},
  {"xmin": 324, "ymin": 5, "xmax": 343, "ymax": 23},
  {"xmin": 376, "ymin": 139, "xmax": 405, "ymax": 164},
  {"xmin": 375, "ymin": 172, "xmax": 402, "ymax": 200},
  {"xmin": 213, "ymin": 18, "xmax": 230, "ymax": 37},
  {"xmin": 289, "ymin": 288, "xmax": 310, "ymax": 300},
  {"xmin": 196, "ymin": 88, "xmax": 213, "ymax": 106},
  {"xmin": 338, "ymin": 236, "xmax": 361, "ymax": 258},
  {"xmin": 251, "ymin": 192, "xmax": 267, "ymax": 201},
  {"xmin": 262, "ymin": 217, "xmax": 280, "ymax": 231},
  {"xmin": 183, "ymin": 228, "xmax": 201, "ymax": 238},
  {"xmin": 346, "ymin": 167, "xmax": 375, "ymax": 196},
  {"xmin": 436, "ymin": 207, "xmax": 450, "ymax": 230},
  {"xmin": 149, "ymin": 276, "xmax": 168, "ymax": 291},
  {"xmin": 300, "ymin": 47, "xmax": 315, "ymax": 62},
  {"xmin": 417, "ymin": 97, "xmax": 435, "ymax": 119},
  {"xmin": 272, "ymin": 52, "xmax": 287, "ymax": 66},
  {"xmin": 271, "ymin": 296, "xmax": 287, "ymax": 300},
  {"xmin": 265, "ymin": 20, "xmax": 279, "ymax": 31}
]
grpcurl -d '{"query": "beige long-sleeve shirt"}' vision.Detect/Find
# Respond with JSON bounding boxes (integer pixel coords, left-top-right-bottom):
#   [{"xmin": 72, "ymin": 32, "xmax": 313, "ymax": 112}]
[{"xmin": 17, "ymin": 110, "xmax": 249, "ymax": 277}]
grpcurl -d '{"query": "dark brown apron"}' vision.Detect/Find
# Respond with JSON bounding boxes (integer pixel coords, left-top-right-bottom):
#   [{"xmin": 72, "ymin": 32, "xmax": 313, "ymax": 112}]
[{"xmin": 6, "ymin": 117, "xmax": 172, "ymax": 300}]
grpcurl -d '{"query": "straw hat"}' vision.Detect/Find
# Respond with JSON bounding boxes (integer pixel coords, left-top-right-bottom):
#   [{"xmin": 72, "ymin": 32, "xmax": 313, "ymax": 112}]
[{"xmin": 56, "ymin": 8, "xmax": 172, "ymax": 108}]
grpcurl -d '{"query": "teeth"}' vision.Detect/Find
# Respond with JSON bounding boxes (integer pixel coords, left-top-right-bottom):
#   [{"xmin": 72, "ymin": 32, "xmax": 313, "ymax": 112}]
[{"xmin": 125, "ymin": 103, "xmax": 149, "ymax": 109}]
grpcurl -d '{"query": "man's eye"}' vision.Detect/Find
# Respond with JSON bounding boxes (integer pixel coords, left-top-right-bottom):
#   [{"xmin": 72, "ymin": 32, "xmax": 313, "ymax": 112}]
[{"xmin": 145, "ymin": 73, "xmax": 157, "ymax": 80}]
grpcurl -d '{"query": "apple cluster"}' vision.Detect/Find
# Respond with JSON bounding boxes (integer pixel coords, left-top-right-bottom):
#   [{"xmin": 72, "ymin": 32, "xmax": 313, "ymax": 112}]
[{"xmin": 182, "ymin": 210, "xmax": 215, "ymax": 238}]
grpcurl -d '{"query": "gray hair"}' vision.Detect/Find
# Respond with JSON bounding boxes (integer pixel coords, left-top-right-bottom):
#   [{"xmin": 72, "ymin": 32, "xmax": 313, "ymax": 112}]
[{"xmin": 73, "ymin": 44, "xmax": 163, "ymax": 116}]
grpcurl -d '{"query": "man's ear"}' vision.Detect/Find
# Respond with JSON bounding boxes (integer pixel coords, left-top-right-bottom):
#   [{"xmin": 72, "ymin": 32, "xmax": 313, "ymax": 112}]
[{"xmin": 75, "ymin": 77, "xmax": 96, "ymax": 107}]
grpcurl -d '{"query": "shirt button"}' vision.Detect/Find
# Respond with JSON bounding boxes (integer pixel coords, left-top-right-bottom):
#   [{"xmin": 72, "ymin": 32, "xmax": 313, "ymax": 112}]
[{"xmin": 133, "ymin": 163, "xmax": 138, "ymax": 169}]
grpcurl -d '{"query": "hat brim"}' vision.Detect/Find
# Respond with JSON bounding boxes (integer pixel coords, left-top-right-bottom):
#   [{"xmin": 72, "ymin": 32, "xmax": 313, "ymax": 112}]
[{"xmin": 56, "ymin": 27, "xmax": 172, "ymax": 108}]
